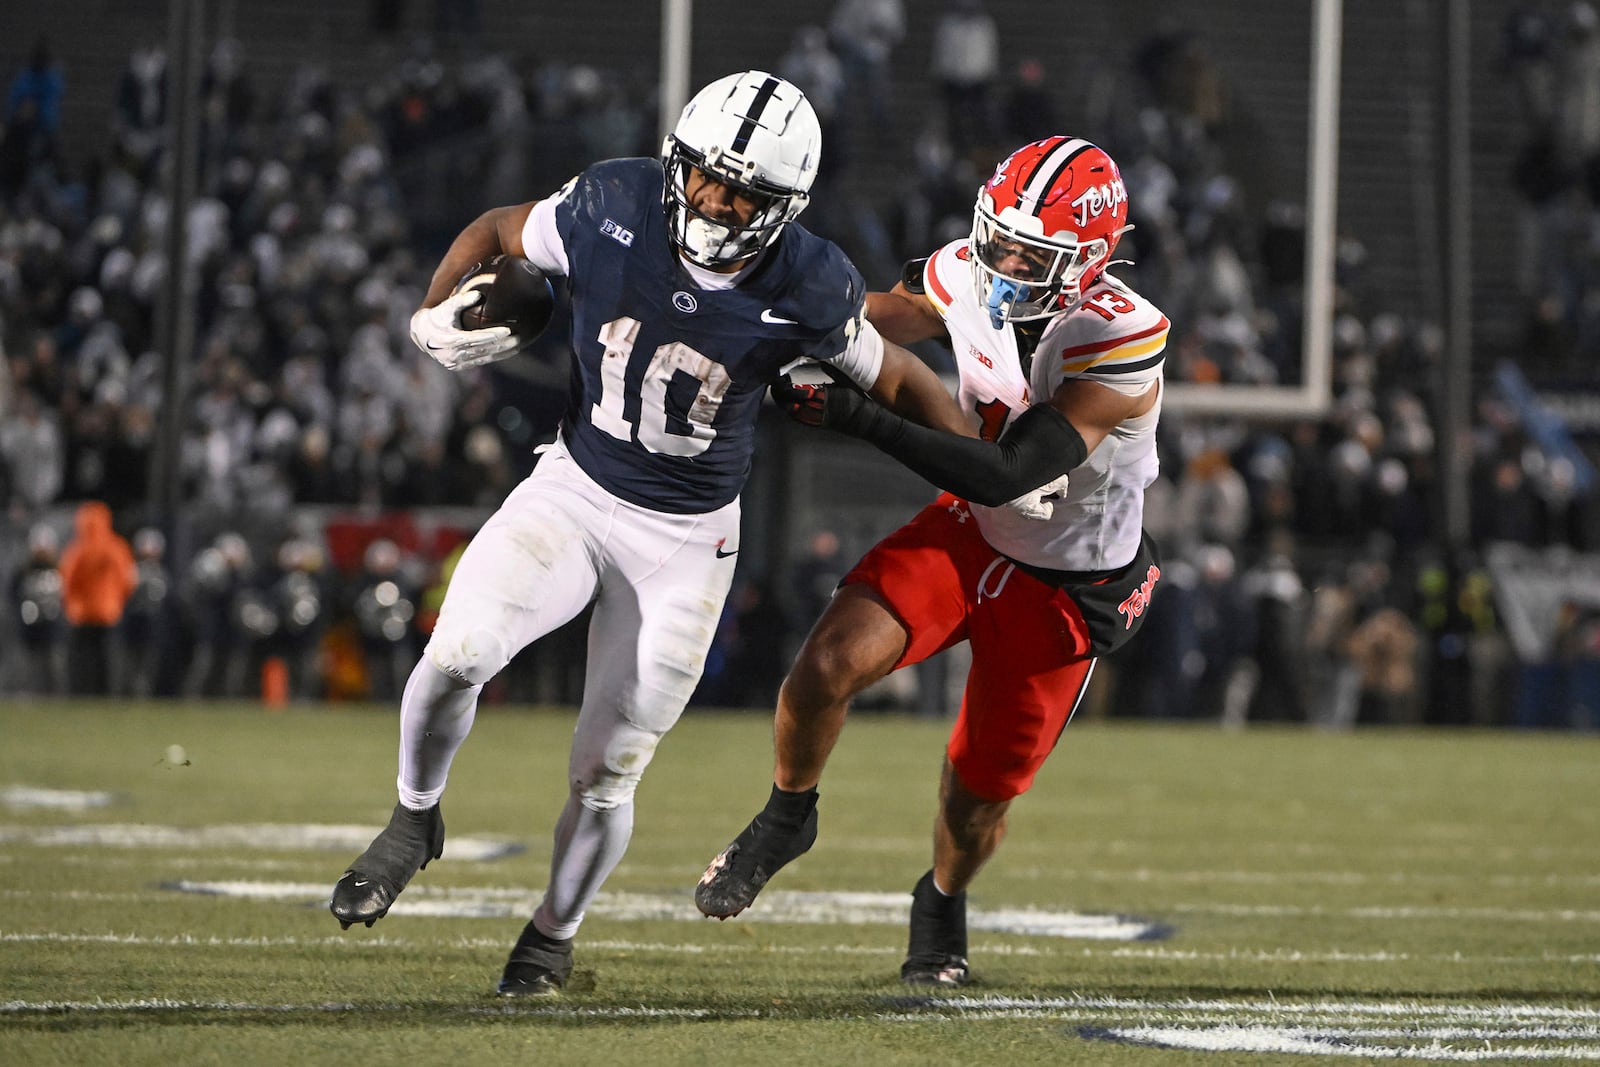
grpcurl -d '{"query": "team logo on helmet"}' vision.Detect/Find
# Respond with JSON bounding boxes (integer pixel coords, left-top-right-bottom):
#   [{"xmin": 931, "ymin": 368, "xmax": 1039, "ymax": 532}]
[{"xmin": 1069, "ymin": 179, "xmax": 1128, "ymax": 227}]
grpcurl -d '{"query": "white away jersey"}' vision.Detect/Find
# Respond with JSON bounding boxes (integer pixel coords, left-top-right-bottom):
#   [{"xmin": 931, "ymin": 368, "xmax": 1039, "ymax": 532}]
[{"xmin": 920, "ymin": 239, "xmax": 1169, "ymax": 572}]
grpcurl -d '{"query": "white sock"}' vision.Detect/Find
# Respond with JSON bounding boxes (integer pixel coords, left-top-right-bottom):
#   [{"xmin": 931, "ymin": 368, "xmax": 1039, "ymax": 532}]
[
  {"xmin": 396, "ymin": 658, "xmax": 482, "ymax": 810},
  {"xmin": 531, "ymin": 794, "xmax": 634, "ymax": 941}
]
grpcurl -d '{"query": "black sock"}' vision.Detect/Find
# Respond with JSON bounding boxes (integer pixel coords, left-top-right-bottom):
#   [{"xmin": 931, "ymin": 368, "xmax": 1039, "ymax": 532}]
[{"xmin": 763, "ymin": 783, "xmax": 818, "ymax": 829}]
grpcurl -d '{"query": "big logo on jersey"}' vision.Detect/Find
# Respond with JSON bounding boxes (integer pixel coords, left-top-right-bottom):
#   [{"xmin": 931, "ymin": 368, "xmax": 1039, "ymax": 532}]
[{"xmin": 601, "ymin": 218, "xmax": 635, "ymax": 246}]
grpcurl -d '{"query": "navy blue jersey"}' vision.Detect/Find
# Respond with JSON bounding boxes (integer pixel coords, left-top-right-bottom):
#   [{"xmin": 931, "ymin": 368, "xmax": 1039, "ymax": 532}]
[{"xmin": 551, "ymin": 158, "xmax": 864, "ymax": 513}]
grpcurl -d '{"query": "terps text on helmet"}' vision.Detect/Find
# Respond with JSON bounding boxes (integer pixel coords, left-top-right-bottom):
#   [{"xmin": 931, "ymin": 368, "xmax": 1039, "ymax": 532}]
[{"xmin": 1070, "ymin": 179, "xmax": 1127, "ymax": 227}]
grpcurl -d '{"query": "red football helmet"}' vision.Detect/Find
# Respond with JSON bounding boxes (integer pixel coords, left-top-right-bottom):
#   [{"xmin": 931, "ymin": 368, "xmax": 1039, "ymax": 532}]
[{"xmin": 971, "ymin": 136, "xmax": 1131, "ymax": 327}]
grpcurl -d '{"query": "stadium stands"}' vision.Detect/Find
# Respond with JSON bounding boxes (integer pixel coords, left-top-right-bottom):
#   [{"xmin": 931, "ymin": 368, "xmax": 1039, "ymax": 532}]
[{"xmin": 0, "ymin": 3, "xmax": 1595, "ymax": 724}]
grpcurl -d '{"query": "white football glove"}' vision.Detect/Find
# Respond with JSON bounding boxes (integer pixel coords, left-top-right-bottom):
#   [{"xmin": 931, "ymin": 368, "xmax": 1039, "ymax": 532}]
[
  {"xmin": 409, "ymin": 288, "xmax": 519, "ymax": 371},
  {"xmin": 1004, "ymin": 473, "xmax": 1071, "ymax": 521}
]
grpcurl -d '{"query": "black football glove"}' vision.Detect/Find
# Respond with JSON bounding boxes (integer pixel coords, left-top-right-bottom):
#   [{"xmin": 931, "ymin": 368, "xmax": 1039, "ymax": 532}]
[
  {"xmin": 769, "ymin": 370, "xmax": 870, "ymax": 431},
  {"xmin": 769, "ymin": 375, "xmax": 828, "ymax": 426},
  {"xmin": 772, "ymin": 367, "xmax": 1090, "ymax": 509}
]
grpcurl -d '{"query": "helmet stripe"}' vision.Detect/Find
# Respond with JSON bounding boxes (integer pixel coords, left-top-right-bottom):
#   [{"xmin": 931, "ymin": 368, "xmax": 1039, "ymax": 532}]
[
  {"xmin": 1020, "ymin": 138, "xmax": 1094, "ymax": 213},
  {"xmin": 732, "ymin": 75, "xmax": 781, "ymax": 153}
]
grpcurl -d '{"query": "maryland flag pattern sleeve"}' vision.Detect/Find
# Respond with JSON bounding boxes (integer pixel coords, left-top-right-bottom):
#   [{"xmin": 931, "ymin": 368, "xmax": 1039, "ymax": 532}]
[{"xmin": 1045, "ymin": 275, "xmax": 1169, "ymax": 389}]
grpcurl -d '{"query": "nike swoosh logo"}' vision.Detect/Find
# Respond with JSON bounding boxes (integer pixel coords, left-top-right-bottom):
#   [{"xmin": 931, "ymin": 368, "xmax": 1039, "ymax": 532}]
[
  {"xmin": 760, "ymin": 309, "xmax": 799, "ymax": 325},
  {"xmin": 352, "ymin": 880, "xmax": 370, "ymax": 887},
  {"xmin": 715, "ymin": 546, "xmax": 739, "ymax": 558}
]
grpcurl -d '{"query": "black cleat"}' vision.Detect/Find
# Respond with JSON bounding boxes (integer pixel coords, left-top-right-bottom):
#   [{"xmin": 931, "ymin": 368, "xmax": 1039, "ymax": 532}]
[
  {"xmin": 695, "ymin": 803, "xmax": 818, "ymax": 919},
  {"xmin": 497, "ymin": 922, "xmax": 574, "ymax": 997},
  {"xmin": 900, "ymin": 869, "xmax": 970, "ymax": 987},
  {"xmin": 329, "ymin": 802, "xmax": 444, "ymax": 929}
]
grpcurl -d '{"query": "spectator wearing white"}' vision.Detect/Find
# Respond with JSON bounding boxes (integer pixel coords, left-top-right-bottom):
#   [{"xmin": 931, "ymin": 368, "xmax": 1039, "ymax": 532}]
[
  {"xmin": 929, "ymin": 0, "xmax": 1000, "ymax": 161},
  {"xmin": 0, "ymin": 389, "xmax": 64, "ymax": 517}
]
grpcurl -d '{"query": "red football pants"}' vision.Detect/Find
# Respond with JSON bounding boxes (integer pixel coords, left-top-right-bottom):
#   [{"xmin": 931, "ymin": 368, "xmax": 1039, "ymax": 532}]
[{"xmin": 842, "ymin": 494, "xmax": 1097, "ymax": 801}]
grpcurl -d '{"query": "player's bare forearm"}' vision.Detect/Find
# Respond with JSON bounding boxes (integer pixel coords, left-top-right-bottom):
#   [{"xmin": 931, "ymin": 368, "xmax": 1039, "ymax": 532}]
[
  {"xmin": 421, "ymin": 205, "xmax": 532, "ymax": 307},
  {"xmin": 866, "ymin": 285, "xmax": 947, "ymax": 345},
  {"xmin": 870, "ymin": 340, "xmax": 973, "ymax": 436}
]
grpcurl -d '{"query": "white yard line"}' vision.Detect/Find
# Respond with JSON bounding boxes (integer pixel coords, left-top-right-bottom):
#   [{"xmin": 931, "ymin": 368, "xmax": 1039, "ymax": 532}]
[
  {"xmin": 0, "ymin": 823, "xmax": 521, "ymax": 860},
  {"xmin": 1172, "ymin": 902, "xmax": 1600, "ymax": 922},
  {"xmin": 1007, "ymin": 867, "xmax": 1600, "ymax": 888},
  {"xmin": 12, "ymin": 879, "xmax": 1596, "ymax": 928},
  {"xmin": 0, "ymin": 997, "xmax": 755, "ymax": 1019},
  {"xmin": 5, "ymin": 930, "xmax": 1596, "ymax": 968},
  {"xmin": 1084, "ymin": 1026, "xmax": 1600, "ymax": 1060},
  {"xmin": 8, "ymin": 991, "xmax": 1599, "ymax": 1061},
  {"xmin": 1, "ymin": 786, "xmax": 117, "ymax": 811},
  {"xmin": 146, "ymin": 881, "xmax": 1169, "ymax": 940},
  {"xmin": 910, "ymin": 995, "xmax": 1600, "ymax": 1021}
]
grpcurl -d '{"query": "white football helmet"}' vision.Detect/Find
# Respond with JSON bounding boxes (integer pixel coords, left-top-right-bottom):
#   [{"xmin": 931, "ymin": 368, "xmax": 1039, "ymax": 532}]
[{"xmin": 662, "ymin": 70, "xmax": 820, "ymax": 267}]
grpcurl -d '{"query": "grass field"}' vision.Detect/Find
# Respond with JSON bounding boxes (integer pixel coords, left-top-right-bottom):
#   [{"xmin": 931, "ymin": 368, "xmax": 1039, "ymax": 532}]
[{"xmin": 1, "ymin": 700, "xmax": 1597, "ymax": 1065}]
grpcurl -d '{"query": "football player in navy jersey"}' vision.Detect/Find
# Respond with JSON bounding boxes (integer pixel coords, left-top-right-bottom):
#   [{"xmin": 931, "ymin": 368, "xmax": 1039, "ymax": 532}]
[
  {"xmin": 695, "ymin": 137, "xmax": 1169, "ymax": 989},
  {"xmin": 328, "ymin": 71, "xmax": 966, "ymax": 996}
]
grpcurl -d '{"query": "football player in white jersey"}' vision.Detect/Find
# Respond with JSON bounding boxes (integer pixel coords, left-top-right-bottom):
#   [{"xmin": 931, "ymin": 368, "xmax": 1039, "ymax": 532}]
[
  {"xmin": 327, "ymin": 71, "xmax": 966, "ymax": 996},
  {"xmin": 696, "ymin": 137, "xmax": 1168, "ymax": 988}
]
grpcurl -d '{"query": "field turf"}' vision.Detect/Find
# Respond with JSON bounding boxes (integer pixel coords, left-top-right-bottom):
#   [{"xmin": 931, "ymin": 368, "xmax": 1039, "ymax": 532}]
[{"xmin": 1, "ymin": 700, "xmax": 1596, "ymax": 1065}]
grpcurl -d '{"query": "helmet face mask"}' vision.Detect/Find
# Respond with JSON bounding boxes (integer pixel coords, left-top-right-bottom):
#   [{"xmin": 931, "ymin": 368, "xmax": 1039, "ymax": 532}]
[
  {"xmin": 970, "ymin": 137, "xmax": 1130, "ymax": 328},
  {"xmin": 662, "ymin": 71, "xmax": 820, "ymax": 267}
]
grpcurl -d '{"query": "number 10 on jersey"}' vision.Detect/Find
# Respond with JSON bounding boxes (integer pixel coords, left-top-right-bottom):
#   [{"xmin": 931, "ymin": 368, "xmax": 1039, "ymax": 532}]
[{"xmin": 592, "ymin": 317, "xmax": 733, "ymax": 457}]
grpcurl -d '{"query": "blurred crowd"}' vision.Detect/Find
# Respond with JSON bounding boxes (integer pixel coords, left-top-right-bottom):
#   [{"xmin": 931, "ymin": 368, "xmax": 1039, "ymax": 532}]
[
  {"xmin": 8, "ymin": 504, "xmax": 457, "ymax": 705},
  {"xmin": 1503, "ymin": 0, "xmax": 1600, "ymax": 376},
  {"xmin": 1, "ymin": 2, "xmax": 1597, "ymax": 725}
]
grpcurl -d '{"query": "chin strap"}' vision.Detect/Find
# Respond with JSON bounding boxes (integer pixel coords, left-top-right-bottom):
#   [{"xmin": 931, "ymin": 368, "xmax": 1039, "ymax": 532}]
[{"xmin": 986, "ymin": 277, "xmax": 1031, "ymax": 330}]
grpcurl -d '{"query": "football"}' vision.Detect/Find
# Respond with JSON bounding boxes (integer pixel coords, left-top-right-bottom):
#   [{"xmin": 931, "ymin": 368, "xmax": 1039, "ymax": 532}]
[{"xmin": 455, "ymin": 254, "xmax": 556, "ymax": 355}]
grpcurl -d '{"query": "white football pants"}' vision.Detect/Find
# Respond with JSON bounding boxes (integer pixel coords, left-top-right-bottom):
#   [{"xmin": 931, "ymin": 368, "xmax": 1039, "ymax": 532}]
[{"xmin": 397, "ymin": 435, "xmax": 739, "ymax": 940}]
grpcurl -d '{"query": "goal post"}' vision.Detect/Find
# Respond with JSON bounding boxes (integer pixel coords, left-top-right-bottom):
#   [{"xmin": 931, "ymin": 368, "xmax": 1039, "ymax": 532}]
[{"xmin": 1165, "ymin": 0, "xmax": 1340, "ymax": 419}]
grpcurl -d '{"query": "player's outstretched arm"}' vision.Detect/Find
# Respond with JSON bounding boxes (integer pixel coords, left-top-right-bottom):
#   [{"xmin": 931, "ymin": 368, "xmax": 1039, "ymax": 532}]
[
  {"xmin": 866, "ymin": 282, "xmax": 947, "ymax": 345},
  {"xmin": 869, "ymin": 339, "xmax": 971, "ymax": 436},
  {"xmin": 410, "ymin": 203, "xmax": 537, "ymax": 370},
  {"xmin": 771, "ymin": 375, "xmax": 1155, "ymax": 507}
]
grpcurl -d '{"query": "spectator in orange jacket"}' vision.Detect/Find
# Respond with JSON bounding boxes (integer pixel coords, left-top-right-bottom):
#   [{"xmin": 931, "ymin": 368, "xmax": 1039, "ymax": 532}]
[{"xmin": 58, "ymin": 500, "xmax": 137, "ymax": 695}]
